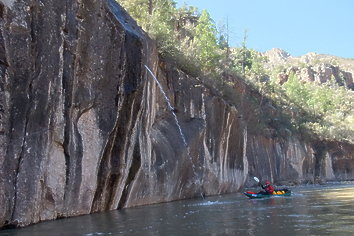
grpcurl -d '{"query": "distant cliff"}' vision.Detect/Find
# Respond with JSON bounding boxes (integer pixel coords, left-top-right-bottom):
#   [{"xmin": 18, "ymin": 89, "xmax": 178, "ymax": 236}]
[
  {"xmin": 264, "ymin": 48, "xmax": 354, "ymax": 89},
  {"xmin": 0, "ymin": 0, "xmax": 353, "ymax": 229}
]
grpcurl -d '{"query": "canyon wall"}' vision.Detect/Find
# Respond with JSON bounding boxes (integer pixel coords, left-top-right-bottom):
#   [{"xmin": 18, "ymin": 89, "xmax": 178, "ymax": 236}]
[{"xmin": 0, "ymin": 0, "xmax": 353, "ymax": 228}]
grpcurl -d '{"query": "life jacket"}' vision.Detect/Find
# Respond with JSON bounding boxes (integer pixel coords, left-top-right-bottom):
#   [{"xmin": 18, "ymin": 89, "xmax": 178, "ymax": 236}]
[{"xmin": 265, "ymin": 184, "xmax": 274, "ymax": 194}]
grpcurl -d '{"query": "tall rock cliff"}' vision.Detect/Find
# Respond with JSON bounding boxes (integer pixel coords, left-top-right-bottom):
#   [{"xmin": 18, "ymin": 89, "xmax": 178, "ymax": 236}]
[{"xmin": 0, "ymin": 0, "xmax": 353, "ymax": 228}]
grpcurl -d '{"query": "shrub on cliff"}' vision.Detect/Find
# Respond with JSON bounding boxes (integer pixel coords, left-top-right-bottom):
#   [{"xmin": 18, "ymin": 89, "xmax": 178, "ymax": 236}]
[
  {"xmin": 118, "ymin": 0, "xmax": 224, "ymax": 76},
  {"xmin": 276, "ymin": 72, "xmax": 354, "ymax": 141},
  {"xmin": 117, "ymin": 0, "xmax": 353, "ymax": 143}
]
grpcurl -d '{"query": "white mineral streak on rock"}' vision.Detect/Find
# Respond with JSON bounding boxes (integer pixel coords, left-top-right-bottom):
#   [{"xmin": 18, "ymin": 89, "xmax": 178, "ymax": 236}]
[
  {"xmin": 324, "ymin": 152, "xmax": 335, "ymax": 180},
  {"xmin": 42, "ymin": 72, "xmax": 65, "ymax": 218},
  {"xmin": 223, "ymin": 112, "xmax": 232, "ymax": 182},
  {"xmin": 44, "ymin": 143, "xmax": 66, "ymax": 217},
  {"xmin": 111, "ymin": 99, "xmax": 138, "ymax": 209},
  {"xmin": 117, "ymin": 114, "xmax": 141, "ymax": 207},
  {"xmin": 201, "ymin": 93, "xmax": 207, "ymax": 123},
  {"xmin": 219, "ymin": 111, "xmax": 226, "ymax": 182},
  {"xmin": 190, "ymin": 99, "xmax": 194, "ymax": 117},
  {"xmin": 242, "ymin": 126, "xmax": 248, "ymax": 184},
  {"xmin": 146, "ymin": 74, "xmax": 157, "ymax": 191},
  {"xmin": 220, "ymin": 113, "xmax": 232, "ymax": 182},
  {"xmin": 287, "ymin": 138, "xmax": 305, "ymax": 179},
  {"xmin": 203, "ymin": 135, "xmax": 218, "ymax": 194},
  {"xmin": 77, "ymin": 109, "xmax": 102, "ymax": 211}
]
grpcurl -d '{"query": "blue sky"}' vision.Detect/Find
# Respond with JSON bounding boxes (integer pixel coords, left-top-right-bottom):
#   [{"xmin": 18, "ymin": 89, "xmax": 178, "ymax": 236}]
[{"xmin": 176, "ymin": 0, "xmax": 354, "ymax": 58}]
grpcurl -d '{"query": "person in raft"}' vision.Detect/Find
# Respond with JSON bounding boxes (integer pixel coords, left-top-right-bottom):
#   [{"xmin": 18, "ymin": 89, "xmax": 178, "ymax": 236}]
[{"xmin": 258, "ymin": 180, "xmax": 274, "ymax": 195}]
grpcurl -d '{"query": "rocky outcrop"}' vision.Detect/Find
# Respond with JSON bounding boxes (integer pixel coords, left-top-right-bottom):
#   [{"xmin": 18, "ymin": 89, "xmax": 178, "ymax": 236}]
[
  {"xmin": 264, "ymin": 48, "xmax": 291, "ymax": 64},
  {"xmin": 264, "ymin": 49, "xmax": 354, "ymax": 89},
  {"xmin": 281, "ymin": 64, "xmax": 353, "ymax": 89},
  {"xmin": 0, "ymin": 0, "xmax": 353, "ymax": 229}
]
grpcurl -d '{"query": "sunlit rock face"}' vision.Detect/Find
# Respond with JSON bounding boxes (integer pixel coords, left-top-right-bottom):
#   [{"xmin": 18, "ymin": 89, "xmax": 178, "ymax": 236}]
[
  {"xmin": 327, "ymin": 142, "xmax": 354, "ymax": 180},
  {"xmin": 246, "ymin": 137, "xmax": 353, "ymax": 185},
  {"xmin": 264, "ymin": 49, "xmax": 354, "ymax": 90},
  {"xmin": 0, "ymin": 0, "xmax": 353, "ymax": 229},
  {"xmin": 246, "ymin": 136, "xmax": 316, "ymax": 184},
  {"xmin": 0, "ymin": 0, "xmax": 248, "ymax": 227}
]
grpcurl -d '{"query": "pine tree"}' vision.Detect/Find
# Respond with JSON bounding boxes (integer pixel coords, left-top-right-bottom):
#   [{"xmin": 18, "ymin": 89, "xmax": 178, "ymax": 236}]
[{"xmin": 193, "ymin": 10, "xmax": 220, "ymax": 72}]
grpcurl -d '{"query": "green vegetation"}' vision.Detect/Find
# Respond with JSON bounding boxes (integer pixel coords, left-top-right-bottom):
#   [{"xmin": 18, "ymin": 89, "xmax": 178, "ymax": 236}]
[
  {"xmin": 194, "ymin": 10, "xmax": 221, "ymax": 72},
  {"xmin": 118, "ymin": 0, "xmax": 353, "ymax": 142},
  {"xmin": 118, "ymin": 0, "xmax": 223, "ymax": 75},
  {"xmin": 281, "ymin": 74, "xmax": 353, "ymax": 141}
]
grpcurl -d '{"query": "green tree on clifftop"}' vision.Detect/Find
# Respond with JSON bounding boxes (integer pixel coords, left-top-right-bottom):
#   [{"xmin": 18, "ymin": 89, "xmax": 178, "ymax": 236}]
[
  {"xmin": 193, "ymin": 10, "xmax": 220, "ymax": 72},
  {"xmin": 119, "ymin": 0, "xmax": 176, "ymax": 48},
  {"xmin": 117, "ymin": 0, "xmax": 353, "ymax": 142}
]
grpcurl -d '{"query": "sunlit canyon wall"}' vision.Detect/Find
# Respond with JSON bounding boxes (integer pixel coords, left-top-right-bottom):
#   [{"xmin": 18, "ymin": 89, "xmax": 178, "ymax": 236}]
[{"xmin": 0, "ymin": 0, "xmax": 353, "ymax": 228}]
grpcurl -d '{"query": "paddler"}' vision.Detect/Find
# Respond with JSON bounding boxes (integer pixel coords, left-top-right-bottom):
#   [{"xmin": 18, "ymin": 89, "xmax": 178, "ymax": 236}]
[{"xmin": 259, "ymin": 180, "xmax": 275, "ymax": 195}]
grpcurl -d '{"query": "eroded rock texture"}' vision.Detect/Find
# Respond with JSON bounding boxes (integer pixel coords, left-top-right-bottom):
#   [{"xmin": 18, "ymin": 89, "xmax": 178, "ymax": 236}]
[
  {"xmin": 0, "ymin": 0, "xmax": 353, "ymax": 228},
  {"xmin": 0, "ymin": 0, "xmax": 152, "ymax": 227}
]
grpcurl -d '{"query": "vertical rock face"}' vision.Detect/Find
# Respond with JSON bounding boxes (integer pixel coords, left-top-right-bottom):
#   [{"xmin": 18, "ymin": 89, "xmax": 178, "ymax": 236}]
[
  {"xmin": 0, "ymin": 0, "xmax": 353, "ymax": 228},
  {"xmin": 0, "ymin": 0, "xmax": 151, "ymax": 227}
]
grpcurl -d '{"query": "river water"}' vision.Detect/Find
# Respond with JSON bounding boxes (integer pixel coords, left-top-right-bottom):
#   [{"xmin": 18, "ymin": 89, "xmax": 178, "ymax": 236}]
[{"xmin": 2, "ymin": 182, "xmax": 354, "ymax": 235}]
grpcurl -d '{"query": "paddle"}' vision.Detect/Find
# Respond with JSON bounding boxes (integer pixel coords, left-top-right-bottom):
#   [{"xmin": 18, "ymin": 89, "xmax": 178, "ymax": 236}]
[
  {"xmin": 244, "ymin": 177, "xmax": 262, "ymax": 195},
  {"xmin": 253, "ymin": 176, "xmax": 264, "ymax": 188}
]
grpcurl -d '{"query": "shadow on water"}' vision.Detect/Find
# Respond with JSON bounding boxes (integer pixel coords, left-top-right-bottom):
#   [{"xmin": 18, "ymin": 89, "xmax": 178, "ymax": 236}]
[{"xmin": 2, "ymin": 183, "xmax": 354, "ymax": 235}]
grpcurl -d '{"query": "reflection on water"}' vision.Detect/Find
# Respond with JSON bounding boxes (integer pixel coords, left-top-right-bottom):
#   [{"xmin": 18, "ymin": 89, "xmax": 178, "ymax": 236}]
[
  {"xmin": 2, "ymin": 183, "xmax": 354, "ymax": 235},
  {"xmin": 320, "ymin": 187, "xmax": 354, "ymax": 200}
]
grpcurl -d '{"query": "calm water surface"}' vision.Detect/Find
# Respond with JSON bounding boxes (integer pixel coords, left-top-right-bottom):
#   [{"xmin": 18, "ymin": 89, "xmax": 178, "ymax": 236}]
[{"xmin": 2, "ymin": 183, "xmax": 354, "ymax": 235}]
